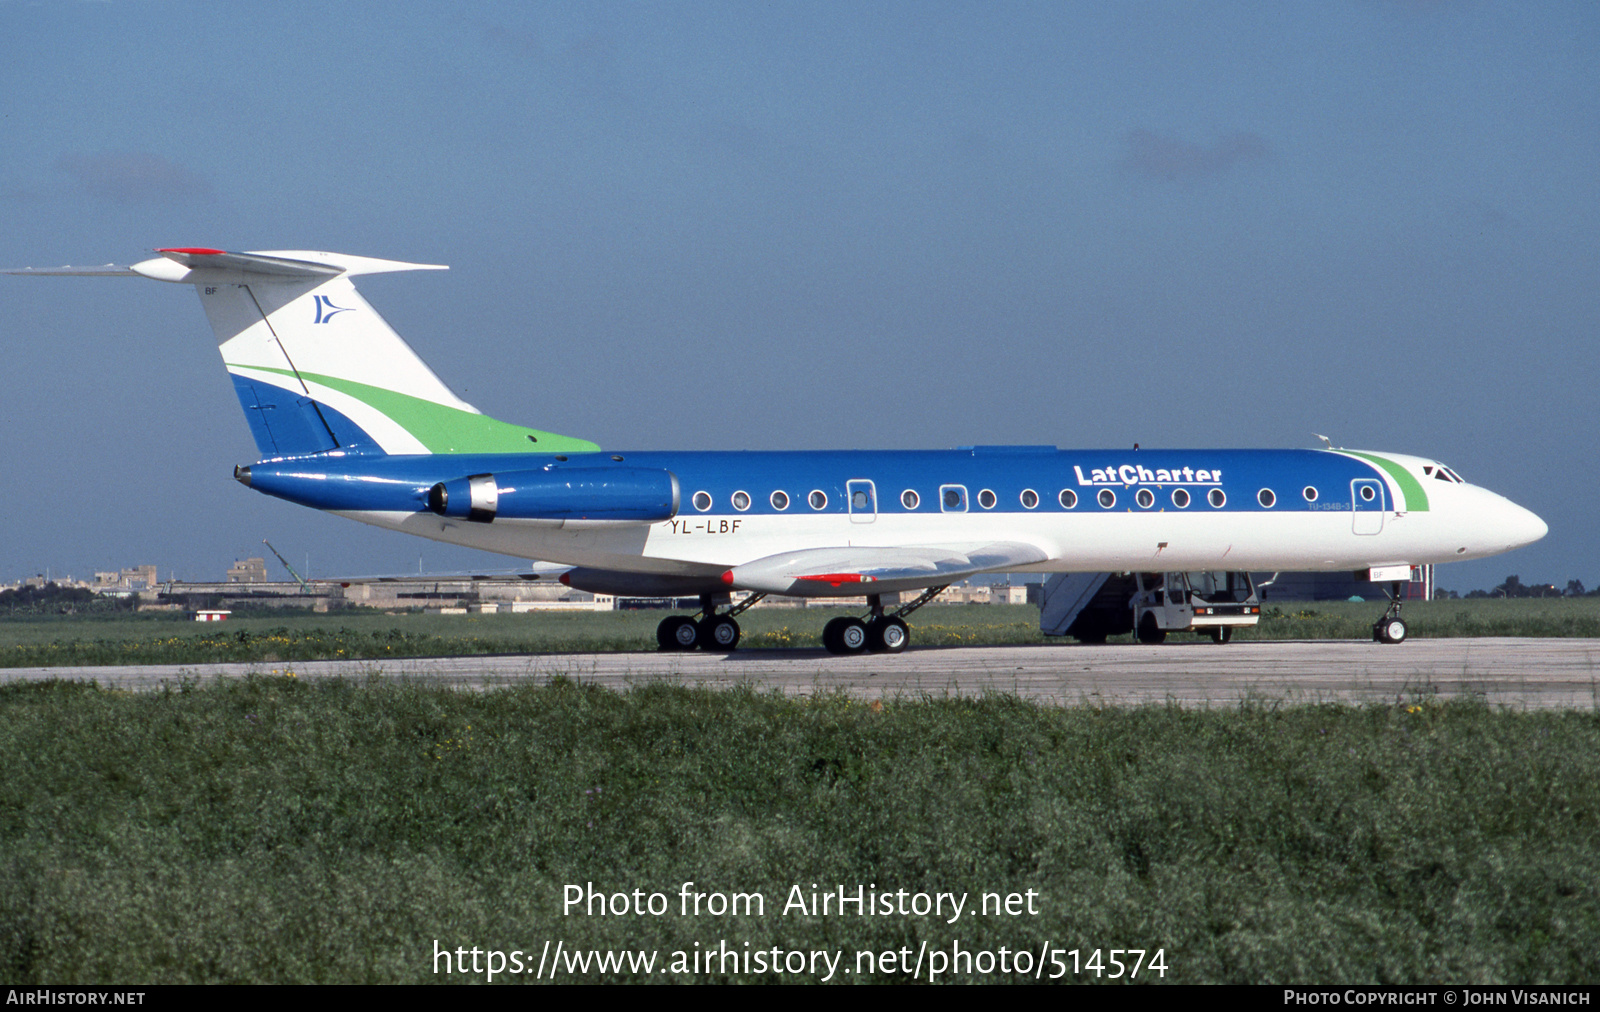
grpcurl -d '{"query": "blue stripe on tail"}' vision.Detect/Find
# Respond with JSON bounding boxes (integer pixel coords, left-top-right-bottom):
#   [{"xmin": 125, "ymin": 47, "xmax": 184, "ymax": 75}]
[{"xmin": 230, "ymin": 375, "xmax": 384, "ymax": 457}]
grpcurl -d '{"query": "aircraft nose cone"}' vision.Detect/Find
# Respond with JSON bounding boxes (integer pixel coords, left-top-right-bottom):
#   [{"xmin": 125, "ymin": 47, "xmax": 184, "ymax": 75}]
[{"xmin": 1506, "ymin": 502, "xmax": 1548, "ymax": 549}]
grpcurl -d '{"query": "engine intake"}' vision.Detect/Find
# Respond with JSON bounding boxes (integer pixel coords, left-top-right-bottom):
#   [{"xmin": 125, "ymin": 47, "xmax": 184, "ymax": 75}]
[{"xmin": 427, "ymin": 467, "xmax": 679, "ymax": 524}]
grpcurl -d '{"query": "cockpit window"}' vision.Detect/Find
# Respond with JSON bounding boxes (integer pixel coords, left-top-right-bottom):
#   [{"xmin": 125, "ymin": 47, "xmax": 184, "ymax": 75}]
[{"xmin": 1431, "ymin": 464, "xmax": 1464, "ymax": 483}]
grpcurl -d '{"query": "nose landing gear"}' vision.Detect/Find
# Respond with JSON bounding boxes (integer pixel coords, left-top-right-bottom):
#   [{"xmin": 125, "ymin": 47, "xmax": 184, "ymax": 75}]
[{"xmin": 1372, "ymin": 581, "xmax": 1409, "ymax": 644}]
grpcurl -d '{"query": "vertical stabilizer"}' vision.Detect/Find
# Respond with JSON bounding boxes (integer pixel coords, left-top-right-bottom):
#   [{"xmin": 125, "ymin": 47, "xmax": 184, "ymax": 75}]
[{"xmin": 139, "ymin": 248, "xmax": 600, "ymax": 458}]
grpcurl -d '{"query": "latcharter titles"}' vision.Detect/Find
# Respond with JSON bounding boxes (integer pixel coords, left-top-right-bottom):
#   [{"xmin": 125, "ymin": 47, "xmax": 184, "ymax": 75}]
[{"xmin": 1074, "ymin": 464, "xmax": 1222, "ymax": 487}]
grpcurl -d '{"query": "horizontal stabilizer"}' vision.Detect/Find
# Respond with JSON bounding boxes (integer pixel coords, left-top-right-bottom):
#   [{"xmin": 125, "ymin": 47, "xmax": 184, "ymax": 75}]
[
  {"xmin": 152, "ymin": 248, "xmax": 343, "ymax": 278},
  {"xmin": 133, "ymin": 248, "xmax": 448, "ymax": 284},
  {"xmin": 1, "ymin": 264, "xmax": 137, "ymax": 276}
]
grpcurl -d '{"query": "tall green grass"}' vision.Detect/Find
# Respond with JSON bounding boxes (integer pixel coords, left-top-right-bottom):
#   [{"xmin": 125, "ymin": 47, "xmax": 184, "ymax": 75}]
[{"xmin": 1, "ymin": 677, "xmax": 1595, "ymax": 983}]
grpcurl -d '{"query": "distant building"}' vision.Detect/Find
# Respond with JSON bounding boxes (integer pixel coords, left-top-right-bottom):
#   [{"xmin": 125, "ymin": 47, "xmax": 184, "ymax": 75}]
[
  {"xmin": 1257, "ymin": 565, "xmax": 1434, "ymax": 602},
  {"xmin": 94, "ymin": 565, "xmax": 158, "ymax": 592},
  {"xmin": 990, "ymin": 584, "xmax": 1030, "ymax": 605},
  {"xmin": 227, "ymin": 557, "xmax": 269, "ymax": 584}
]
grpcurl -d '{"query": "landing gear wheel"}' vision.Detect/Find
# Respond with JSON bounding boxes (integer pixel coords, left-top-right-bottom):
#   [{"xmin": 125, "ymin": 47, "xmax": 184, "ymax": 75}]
[
  {"xmin": 839, "ymin": 618, "xmax": 868, "ymax": 653},
  {"xmin": 1374, "ymin": 617, "xmax": 1408, "ymax": 644},
  {"xmin": 822, "ymin": 617, "xmax": 849, "ymax": 654},
  {"xmin": 658, "ymin": 615, "xmax": 699, "ymax": 651},
  {"xmin": 823, "ymin": 617, "xmax": 868, "ymax": 654},
  {"xmin": 702, "ymin": 615, "xmax": 741, "ymax": 652},
  {"xmin": 867, "ymin": 617, "xmax": 909, "ymax": 653},
  {"xmin": 1209, "ymin": 627, "xmax": 1233, "ymax": 644},
  {"xmin": 1136, "ymin": 612, "xmax": 1167, "ymax": 645}
]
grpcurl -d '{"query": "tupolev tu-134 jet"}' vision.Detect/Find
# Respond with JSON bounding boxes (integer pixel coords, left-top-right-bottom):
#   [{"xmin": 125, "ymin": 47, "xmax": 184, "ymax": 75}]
[{"xmin": 8, "ymin": 248, "xmax": 1547, "ymax": 653}]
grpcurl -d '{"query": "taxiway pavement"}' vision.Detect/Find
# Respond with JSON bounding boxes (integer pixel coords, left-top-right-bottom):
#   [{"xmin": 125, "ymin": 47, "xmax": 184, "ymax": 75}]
[{"xmin": 4, "ymin": 637, "xmax": 1597, "ymax": 708}]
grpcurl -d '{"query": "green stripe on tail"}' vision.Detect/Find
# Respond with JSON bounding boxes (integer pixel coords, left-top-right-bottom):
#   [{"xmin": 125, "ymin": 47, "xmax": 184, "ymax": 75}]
[{"xmin": 255, "ymin": 366, "xmax": 600, "ymax": 455}]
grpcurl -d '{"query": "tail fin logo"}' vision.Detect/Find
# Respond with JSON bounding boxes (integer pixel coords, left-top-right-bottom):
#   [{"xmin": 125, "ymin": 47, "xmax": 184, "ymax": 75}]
[{"xmin": 312, "ymin": 294, "xmax": 353, "ymax": 324}]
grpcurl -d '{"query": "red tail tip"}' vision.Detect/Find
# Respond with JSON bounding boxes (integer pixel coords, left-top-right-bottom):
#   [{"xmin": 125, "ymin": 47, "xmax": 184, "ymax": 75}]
[
  {"xmin": 558, "ymin": 572, "xmax": 570, "ymax": 586},
  {"xmin": 721, "ymin": 570, "xmax": 734, "ymax": 585}
]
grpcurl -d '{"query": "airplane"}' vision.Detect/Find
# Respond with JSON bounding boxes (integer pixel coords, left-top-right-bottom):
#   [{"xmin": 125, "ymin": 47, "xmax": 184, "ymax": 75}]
[{"xmin": 7, "ymin": 248, "xmax": 1548, "ymax": 653}]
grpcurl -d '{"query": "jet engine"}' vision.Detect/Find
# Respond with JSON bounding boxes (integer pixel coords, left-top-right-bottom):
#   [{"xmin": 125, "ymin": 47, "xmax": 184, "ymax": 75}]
[{"xmin": 427, "ymin": 467, "xmax": 679, "ymax": 523}]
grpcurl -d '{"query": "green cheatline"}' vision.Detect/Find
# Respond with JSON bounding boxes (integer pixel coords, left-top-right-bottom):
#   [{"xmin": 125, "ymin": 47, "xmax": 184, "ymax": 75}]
[
  {"xmin": 1341, "ymin": 450, "xmax": 1429, "ymax": 512},
  {"xmin": 245, "ymin": 366, "xmax": 601, "ymax": 454}
]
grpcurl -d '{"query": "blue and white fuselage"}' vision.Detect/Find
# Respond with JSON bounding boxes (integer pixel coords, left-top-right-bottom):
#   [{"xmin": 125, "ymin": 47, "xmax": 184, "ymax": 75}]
[
  {"xmin": 9, "ymin": 247, "xmax": 1546, "ymax": 652},
  {"xmin": 238, "ymin": 445, "xmax": 1546, "ymax": 597}
]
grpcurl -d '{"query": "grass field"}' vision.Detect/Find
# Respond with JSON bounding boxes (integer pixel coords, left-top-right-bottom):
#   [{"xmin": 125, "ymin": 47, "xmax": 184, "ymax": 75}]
[
  {"xmin": 3, "ymin": 597, "xmax": 1599, "ymax": 669},
  {"xmin": 0, "ymin": 676, "xmax": 1595, "ymax": 983}
]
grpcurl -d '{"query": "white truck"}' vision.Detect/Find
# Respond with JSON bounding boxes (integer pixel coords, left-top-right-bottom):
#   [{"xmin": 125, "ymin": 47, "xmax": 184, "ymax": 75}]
[
  {"xmin": 1039, "ymin": 570, "xmax": 1262, "ymax": 644},
  {"xmin": 1129, "ymin": 571, "xmax": 1262, "ymax": 643}
]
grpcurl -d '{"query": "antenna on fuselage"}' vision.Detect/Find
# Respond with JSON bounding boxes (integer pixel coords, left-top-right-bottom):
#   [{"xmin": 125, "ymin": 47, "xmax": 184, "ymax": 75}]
[{"xmin": 1313, "ymin": 433, "xmax": 1334, "ymax": 450}]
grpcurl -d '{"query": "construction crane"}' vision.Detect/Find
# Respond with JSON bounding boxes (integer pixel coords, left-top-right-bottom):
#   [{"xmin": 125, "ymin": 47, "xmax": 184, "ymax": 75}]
[{"xmin": 262, "ymin": 540, "xmax": 311, "ymax": 593}]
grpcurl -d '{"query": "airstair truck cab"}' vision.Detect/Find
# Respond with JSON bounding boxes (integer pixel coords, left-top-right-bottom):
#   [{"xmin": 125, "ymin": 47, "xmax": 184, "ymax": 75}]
[{"xmin": 1131, "ymin": 571, "xmax": 1261, "ymax": 644}]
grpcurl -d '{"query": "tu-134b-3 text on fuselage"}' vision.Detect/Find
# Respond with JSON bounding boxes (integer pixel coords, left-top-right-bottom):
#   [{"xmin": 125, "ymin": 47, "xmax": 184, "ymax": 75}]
[{"xmin": 7, "ymin": 249, "xmax": 1547, "ymax": 653}]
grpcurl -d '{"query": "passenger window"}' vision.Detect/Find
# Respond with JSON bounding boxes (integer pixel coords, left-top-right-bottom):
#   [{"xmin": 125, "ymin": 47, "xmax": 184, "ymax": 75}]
[
  {"xmin": 1058, "ymin": 489, "xmax": 1077, "ymax": 509},
  {"xmin": 940, "ymin": 485, "xmax": 968, "ymax": 512},
  {"xmin": 901, "ymin": 489, "xmax": 920, "ymax": 509}
]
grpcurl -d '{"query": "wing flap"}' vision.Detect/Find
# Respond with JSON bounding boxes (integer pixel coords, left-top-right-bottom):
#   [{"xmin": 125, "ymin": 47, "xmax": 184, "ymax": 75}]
[{"xmin": 727, "ymin": 542, "xmax": 1049, "ymax": 596}]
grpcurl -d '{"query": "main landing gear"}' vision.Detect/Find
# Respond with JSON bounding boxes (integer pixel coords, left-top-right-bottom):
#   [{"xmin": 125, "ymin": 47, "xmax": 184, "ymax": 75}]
[
  {"xmin": 656, "ymin": 592, "xmax": 767, "ymax": 652},
  {"xmin": 1372, "ymin": 580, "xmax": 1409, "ymax": 645},
  {"xmin": 821, "ymin": 586, "xmax": 948, "ymax": 656}
]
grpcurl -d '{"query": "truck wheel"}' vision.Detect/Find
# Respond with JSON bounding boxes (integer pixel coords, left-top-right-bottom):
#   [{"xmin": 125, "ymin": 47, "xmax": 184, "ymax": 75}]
[{"xmin": 1136, "ymin": 613, "xmax": 1167, "ymax": 644}]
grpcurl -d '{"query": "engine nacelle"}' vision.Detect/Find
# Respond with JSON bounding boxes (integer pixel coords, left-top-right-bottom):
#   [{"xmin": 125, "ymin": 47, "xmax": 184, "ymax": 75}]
[{"xmin": 427, "ymin": 467, "xmax": 679, "ymax": 524}]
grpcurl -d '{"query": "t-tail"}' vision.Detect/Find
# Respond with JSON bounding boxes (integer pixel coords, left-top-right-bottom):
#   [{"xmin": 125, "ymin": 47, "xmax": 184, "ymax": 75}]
[{"xmin": 9, "ymin": 248, "xmax": 598, "ymax": 459}]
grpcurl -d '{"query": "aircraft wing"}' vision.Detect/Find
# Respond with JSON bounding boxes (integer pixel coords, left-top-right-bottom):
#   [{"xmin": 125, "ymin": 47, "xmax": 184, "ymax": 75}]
[
  {"xmin": 323, "ymin": 562, "xmax": 573, "ymax": 586},
  {"xmin": 726, "ymin": 542, "xmax": 1049, "ymax": 596}
]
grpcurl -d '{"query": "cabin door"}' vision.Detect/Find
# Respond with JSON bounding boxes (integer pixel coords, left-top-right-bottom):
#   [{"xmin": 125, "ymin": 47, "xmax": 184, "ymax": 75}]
[{"xmin": 1351, "ymin": 479, "xmax": 1386, "ymax": 535}]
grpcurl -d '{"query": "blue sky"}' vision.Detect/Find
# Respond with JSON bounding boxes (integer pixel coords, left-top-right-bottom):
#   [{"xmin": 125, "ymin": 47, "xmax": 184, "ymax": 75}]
[{"xmin": 2, "ymin": 1, "xmax": 1595, "ymax": 591}]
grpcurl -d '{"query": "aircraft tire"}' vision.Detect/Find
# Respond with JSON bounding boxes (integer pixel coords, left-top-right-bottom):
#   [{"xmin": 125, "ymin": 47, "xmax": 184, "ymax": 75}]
[
  {"xmin": 1375, "ymin": 617, "xmax": 1408, "ymax": 645},
  {"xmin": 702, "ymin": 615, "xmax": 741, "ymax": 652},
  {"xmin": 867, "ymin": 617, "xmax": 909, "ymax": 653},
  {"xmin": 1136, "ymin": 612, "xmax": 1167, "ymax": 645},
  {"xmin": 658, "ymin": 615, "xmax": 699, "ymax": 651},
  {"xmin": 1209, "ymin": 627, "xmax": 1233, "ymax": 644},
  {"xmin": 839, "ymin": 618, "xmax": 869, "ymax": 653},
  {"xmin": 822, "ymin": 617, "xmax": 850, "ymax": 654}
]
